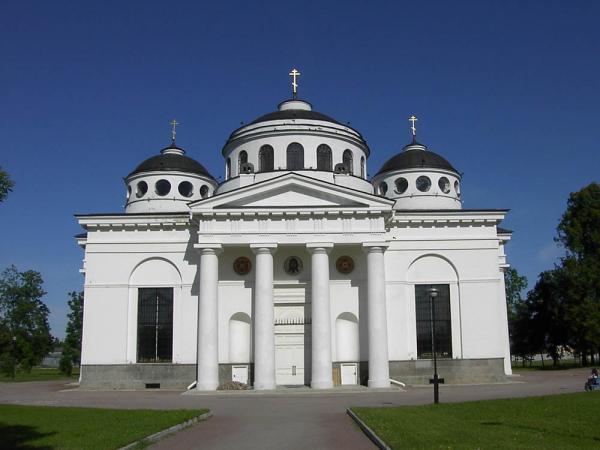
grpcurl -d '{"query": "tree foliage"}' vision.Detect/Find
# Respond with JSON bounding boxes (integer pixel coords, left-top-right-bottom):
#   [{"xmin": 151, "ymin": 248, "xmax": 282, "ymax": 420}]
[
  {"xmin": 0, "ymin": 266, "xmax": 53, "ymax": 375},
  {"xmin": 504, "ymin": 267, "xmax": 527, "ymax": 355},
  {"xmin": 59, "ymin": 291, "xmax": 84, "ymax": 375},
  {"xmin": 511, "ymin": 183, "xmax": 600, "ymax": 365},
  {"xmin": 0, "ymin": 166, "xmax": 14, "ymax": 203}
]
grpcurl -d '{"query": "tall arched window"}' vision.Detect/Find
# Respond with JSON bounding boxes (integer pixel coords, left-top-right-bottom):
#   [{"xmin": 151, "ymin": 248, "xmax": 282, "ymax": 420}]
[
  {"xmin": 226, "ymin": 158, "xmax": 231, "ymax": 179},
  {"xmin": 360, "ymin": 156, "xmax": 365, "ymax": 178},
  {"xmin": 316, "ymin": 144, "xmax": 332, "ymax": 171},
  {"xmin": 286, "ymin": 143, "xmax": 304, "ymax": 170},
  {"xmin": 259, "ymin": 145, "xmax": 274, "ymax": 172},
  {"xmin": 238, "ymin": 150, "xmax": 248, "ymax": 174},
  {"xmin": 343, "ymin": 150, "xmax": 353, "ymax": 175}
]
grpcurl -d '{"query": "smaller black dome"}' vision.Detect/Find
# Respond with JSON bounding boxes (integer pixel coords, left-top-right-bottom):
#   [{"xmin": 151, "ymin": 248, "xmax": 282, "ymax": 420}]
[
  {"xmin": 128, "ymin": 152, "xmax": 215, "ymax": 179},
  {"xmin": 376, "ymin": 143, "xmax": 458, "ymax": 176}
]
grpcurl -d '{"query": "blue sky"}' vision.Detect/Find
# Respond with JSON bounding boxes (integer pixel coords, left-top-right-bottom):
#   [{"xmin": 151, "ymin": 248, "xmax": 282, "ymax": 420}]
[{"xmin": 1, "ymin": 1, "xmax": 598, "ymax": 339}]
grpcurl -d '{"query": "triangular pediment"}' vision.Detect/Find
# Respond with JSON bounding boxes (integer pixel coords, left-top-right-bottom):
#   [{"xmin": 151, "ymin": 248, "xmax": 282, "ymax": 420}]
[{"xmin": 189, "ymin": 173, "xmax": 393, "ymax": 212}]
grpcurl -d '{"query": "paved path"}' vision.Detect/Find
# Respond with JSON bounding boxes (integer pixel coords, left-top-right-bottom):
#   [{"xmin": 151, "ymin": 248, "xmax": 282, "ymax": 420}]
[{"xmin": 0, "ymin": 368, "xmax": 589, "ymax": 450}]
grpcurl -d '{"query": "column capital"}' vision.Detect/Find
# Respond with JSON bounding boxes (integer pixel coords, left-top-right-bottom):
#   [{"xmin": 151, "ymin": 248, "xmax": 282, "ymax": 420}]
[
  {"xmin": 362, "ymin": 242, "xmax": 389, "ymax": 253},
  {"xmin": 194, "ymin": 244, "xmax": 223, "ymax": 255},
  {"xmin": 250, "ymin": 243, "xmax": 278, "ymax": 255},
  {"xmin": 306, "ymin": 243, "xmax": 334, "ymax": 254}
]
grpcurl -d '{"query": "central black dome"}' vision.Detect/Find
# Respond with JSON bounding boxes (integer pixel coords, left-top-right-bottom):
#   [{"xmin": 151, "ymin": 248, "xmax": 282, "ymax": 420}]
[{"xmin": 250, "ymin": 108, "xmax": 342, "ymax": 125}]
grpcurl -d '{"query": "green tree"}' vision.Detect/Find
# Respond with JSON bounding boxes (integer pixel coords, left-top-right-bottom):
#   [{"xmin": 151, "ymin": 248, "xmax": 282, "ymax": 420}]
[
  {"xmin": 0, "ymin": 266, "xmax": 53, "ymax": 376},
  {"xmin": 0, "ymin": 166, "xmax": 14, "ymax": 203},
  {"xmin": 59, "ymin": 291, "xmax": 84, "ymax": 375},
  {"xmin": 556, "ymin": 183, "xmax": 600, "ymax": 364},
  {"xmin": 504, "ymin": 267, "xmax": 528, "ymax": 357}
]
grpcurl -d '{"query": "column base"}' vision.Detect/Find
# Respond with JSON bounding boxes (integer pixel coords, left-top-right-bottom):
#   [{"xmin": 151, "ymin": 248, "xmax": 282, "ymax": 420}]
[
  {"xmin": 311, "ymin": 380, "xmax": 334, "ymax": 389},
  {"xmin": 196, "ymin": 380, "xmax": 218, "ymax": 391},
  {"xmin": 368, "ymin": 378, "xmax": 390, "ymax": 388},
  {"xmin": 254, "ymin": 381, "xmax": 276, "ymax": 390}
]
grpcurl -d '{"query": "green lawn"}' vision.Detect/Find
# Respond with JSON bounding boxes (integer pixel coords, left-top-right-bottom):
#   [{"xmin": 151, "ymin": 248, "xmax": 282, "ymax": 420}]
[
  {"xmin": 0, "ymin": 367, "xmax": 79, "ymax": 382},
  {"xmin": 352, "ymin": 392, "xmax": 600, "ymax": 449},
  {"xmin": 511, "ymin": 358, "xmax": 583, "ymax": 371},
  {"xmin": 0, "ymin": 405, "xmax": 208, "ymax": 449}
]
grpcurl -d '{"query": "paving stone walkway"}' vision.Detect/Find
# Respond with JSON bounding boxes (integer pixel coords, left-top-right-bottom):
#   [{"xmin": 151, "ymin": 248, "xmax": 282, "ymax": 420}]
[{"xmin": 0, "ymin": 368, "xmax": 589, "ymax": 450}]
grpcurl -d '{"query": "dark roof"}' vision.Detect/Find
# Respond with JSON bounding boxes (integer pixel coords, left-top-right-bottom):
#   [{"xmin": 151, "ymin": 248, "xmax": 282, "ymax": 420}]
[
  {"xmin": 249, "ymin": 109, "xmax": 342, "ymax": 125},
  {"xmin": 376, "ymin": 148, "xmax": 458, "ymax": 175},
  {"xmin": 128, "ymin": 153, "xmax": 215, "ymax": 179},
  {"xmin": 74, "ymin": 232, "xmax": 87, "ymax": 239},
  {"xmin": 497, "ymin": 227, "xmax": 513, "ymax": 234}
]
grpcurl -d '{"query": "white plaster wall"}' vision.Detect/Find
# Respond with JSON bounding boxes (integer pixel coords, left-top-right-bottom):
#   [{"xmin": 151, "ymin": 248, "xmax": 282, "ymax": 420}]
[
  {"xmin": 372, "ymin": 168, "xmax": 461, "ymax": 210},
  {"xmin": 81, "ymin": 227, "xmax": 199, "ymax": 365},
  {"xmin": 126, "ymin": 171, "xmax": 217, "ymax": 213}
]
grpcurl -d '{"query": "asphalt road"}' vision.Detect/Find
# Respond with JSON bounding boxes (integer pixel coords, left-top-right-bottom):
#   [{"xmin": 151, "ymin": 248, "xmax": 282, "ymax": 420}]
[{"xmin": 0, "ymin": 368, "xmax": 590, "ymax": 450}]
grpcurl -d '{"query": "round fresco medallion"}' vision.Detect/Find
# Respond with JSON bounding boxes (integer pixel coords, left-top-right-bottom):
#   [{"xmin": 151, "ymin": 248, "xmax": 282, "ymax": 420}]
[
  {"xmin": 284, "ymin": 256, "xmax": 303, "ymax": 275},
  {"xmin": 233, "ymin": 256, "xmax": 252, "ymax": 275},
  {"xmin": 336, "ymin": 255, "xmax": 355, "ymax": 274}
]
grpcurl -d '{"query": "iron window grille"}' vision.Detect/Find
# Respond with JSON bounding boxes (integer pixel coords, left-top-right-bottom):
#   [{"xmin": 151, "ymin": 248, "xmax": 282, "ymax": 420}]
[{"xmin": 137, "ymin": 287, "xmax": 173, "ymax": 363}]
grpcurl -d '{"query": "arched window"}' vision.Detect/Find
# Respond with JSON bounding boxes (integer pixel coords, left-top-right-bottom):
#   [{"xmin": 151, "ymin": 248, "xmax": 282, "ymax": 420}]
[
  {"xmin": 226, "ymin": 158, "xmax": 231, "ymax": 179},
  {"xmin": 360, "ymin": 156, "xmax": 365, "ymax": 178},
  {"xmin": 229, "ymin": 312, "xmax": 252, "ymax": 363},
  {"xmin": 259, "ymin": 145, "xmax": 274, "ymax": 172},
  {"xmin": 286, "ymin": 143, "xmax": 304, "ymax": 170},
  {"xmin": 316, "ymin": 144, "xmax": 332, "ymax": 171},
  {"xmin": 336, "ymin": 312, "xmax": 359, "ymax": 362},
  {"xmin": 238, "ymin": 150, "xmax": 248, "ymax": 174},
  {"xmin": 343, "ymin": 150, "xmax": 353, "ymax": 175}
]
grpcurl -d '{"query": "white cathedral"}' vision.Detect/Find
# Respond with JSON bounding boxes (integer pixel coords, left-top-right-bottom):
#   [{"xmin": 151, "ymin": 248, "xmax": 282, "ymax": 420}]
[{"xmin": 76, "ymin": 74, "xmax": 513, "ymax": 390}]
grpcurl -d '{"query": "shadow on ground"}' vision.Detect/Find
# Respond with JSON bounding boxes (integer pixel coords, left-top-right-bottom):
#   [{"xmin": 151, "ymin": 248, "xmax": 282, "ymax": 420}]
[{"xmin": 0, "ymin": 423, "xmax": 54, "ymax": 450}]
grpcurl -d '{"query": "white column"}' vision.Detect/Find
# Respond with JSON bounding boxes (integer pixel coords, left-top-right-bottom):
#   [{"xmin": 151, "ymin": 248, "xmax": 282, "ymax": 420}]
[
  {"xmin": 195, "ymin": 245, "xmax": 222, "ymax": 391},
  {"xmin": 251, "ymin": 244, "xmax": 277, "ymax": 390},
  {"xmin": 307, "ymin": 243, "xmax": 334, "ymax": 389},
  {"xmin": 364, "ymin": 244, "xmax": 390, "ymax": 388}
]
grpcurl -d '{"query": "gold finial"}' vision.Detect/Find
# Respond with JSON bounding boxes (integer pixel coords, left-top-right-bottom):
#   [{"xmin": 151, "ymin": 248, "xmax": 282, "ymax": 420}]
[
  {"xmin": 409, "ymin": 115, "xmax": 418, "ymax": 139},
  {"xmin": 289, "ymin": 68, "xmax": 301, "ymax": 99},
  {"xmin": 170, "ymin": 119, "xmax": 179, "ymax": 143}
]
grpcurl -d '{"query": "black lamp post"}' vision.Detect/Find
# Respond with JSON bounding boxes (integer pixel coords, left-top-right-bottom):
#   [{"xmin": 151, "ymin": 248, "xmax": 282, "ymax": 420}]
[
  {"xmin": 12, "ymin": 335, "xmax": 17, "ymax": 380},
  {"xmin": 427, "ymin": 287, "xmax": 444, "ymax": 404}
]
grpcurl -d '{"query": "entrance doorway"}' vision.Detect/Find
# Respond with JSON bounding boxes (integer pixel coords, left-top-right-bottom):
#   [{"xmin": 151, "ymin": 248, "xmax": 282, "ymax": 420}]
[
  {"xmin": 275, "ymin": 333, "xmax": 306, "ymax": 385},
  {"xmin": 340, "ymin": 363, "xmax": 358, "ymax": 385}
]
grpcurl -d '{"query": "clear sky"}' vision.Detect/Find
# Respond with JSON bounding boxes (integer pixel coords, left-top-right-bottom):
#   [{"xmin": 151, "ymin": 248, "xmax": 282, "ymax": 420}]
[{"xmin": 1, "ymin": 1, "xmax": 598, "ymax": 339}]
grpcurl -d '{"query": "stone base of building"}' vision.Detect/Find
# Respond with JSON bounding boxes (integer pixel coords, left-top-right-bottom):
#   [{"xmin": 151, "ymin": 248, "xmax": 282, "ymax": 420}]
[
  {"xmin": 388, "ymin": 357, "xmax": 507, "ymax": 385},
  {"xmin": 80, "ymin": 357, "xmax": 506, "ymax": 389}
]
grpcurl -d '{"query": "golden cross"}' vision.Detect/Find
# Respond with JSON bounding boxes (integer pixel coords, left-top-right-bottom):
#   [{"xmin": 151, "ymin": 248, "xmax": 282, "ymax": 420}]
[
  {"xmin": 409, "ymin": 115, "xmax": 418, "ymax": 137},
  {"xmin": 170, "ymin": 119, "xmax": 179, "ymax": 143},
  {"xmin": 289, "ymin": 68, "xmax": 301, "ymax": 98}
]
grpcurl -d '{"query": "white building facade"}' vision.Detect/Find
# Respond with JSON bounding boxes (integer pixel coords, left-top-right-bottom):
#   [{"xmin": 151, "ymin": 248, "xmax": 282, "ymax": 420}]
[{"xmin": 76, "ymin": 97, "xmax": 513, "ymax": 390}]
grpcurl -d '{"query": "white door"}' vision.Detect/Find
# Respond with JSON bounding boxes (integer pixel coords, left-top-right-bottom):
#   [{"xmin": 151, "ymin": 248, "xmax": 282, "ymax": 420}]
[
  {"xmin": 275, "ymin": 334, "xmax": 305, "ymax": 385},
  {"xmin": 232, "ymin": 365, "xmax": 248, "ymax": 384},
  {"xmin": 341, "ymin": 363, "xmax": 358, "ymax": 385}
]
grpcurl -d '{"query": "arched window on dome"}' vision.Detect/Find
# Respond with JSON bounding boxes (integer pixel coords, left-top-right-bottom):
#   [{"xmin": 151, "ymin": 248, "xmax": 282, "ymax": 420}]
[
  {"xmin": 343, "ymin": 150, "xmax": 353, "ymax": 175},
  {"xmin": 316, "ymin": 144, "xmax": 332, "ymax": 171},
  {"xmin": 226, "ymin": 158, "xmax": 231, "ymax": 179},
  {"xmin": 360, "ymin": 156, "xmax": 365, "ymax": 179},
  {"xmin": 238, "ymin": 150, "xmax": 248, "ymax": 174},
  {"xmin": 286, "ymin": 143, "xmax": 304, "ymax": 170},
  {"xmin": 259, "ymin": 145, "xmax": 274, "ymax": 172}
]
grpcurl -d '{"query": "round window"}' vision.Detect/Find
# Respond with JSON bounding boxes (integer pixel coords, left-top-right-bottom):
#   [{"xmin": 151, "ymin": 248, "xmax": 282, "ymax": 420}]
[
  {"xmin": 200, "ymin": 185, "xmax": 209, "ymax": 199},
  {"xmin": 395, "ymin": 177, "xmax": 408, "ymax": 194},
  {"xmin": 127, "ymin": 185, "xmax": 132, "ymax": 200},
  {"xmin": 178, "ymin": 181, "xmax": 193, "ymax": 197},
  {"xmin": 416, "ymin": 176, "xmax": 431, "ymax": 192},
  {"xmin": 454, "ymin": 180, "xmax": 461, "ymax": 197},
  {"xmin": 379, "ymin": 181, "xmax": 388, "ymax": 195},
  {"xmin": 438, "ymin": 177, "xmax": 451, "ymax": 194},
  {"xmin": 136, "ymin": 181, "xmax": 148, "ymax": 198},
  {"xmin": 155, "ymin": 179, "xmax": 171, "ymax": 196}
]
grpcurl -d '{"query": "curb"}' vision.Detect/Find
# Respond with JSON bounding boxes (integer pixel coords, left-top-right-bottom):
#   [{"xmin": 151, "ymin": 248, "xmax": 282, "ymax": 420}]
[
  {"xmin": 119, "ymin": 411, "xmax": 212, "ymax": 449},
  {"xmin": 346, "ymin": 408, "xmax": 391, "ymax": 450}
]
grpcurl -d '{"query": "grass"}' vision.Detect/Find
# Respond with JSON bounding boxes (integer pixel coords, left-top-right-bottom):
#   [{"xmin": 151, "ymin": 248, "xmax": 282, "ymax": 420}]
[
  {"xmin": 0, "ymin": 367, "xmax": 79, "ymax": 382},
  {"xmin": 352, "ymin": 392, "xmax": 600, "ymax": 449},
  {"xmin": 0, "ymin": 404, "xmax": 208, "ymax": 449}
]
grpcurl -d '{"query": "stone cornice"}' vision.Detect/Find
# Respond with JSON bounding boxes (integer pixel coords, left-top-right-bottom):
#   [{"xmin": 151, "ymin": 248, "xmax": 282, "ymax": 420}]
[
  {"xmin": 77, "ymin": 213, "xmax": 190, "ymax": 232},
  {"xmin": 390, "ymin": 209, "xmax": 508, "ymax": 228}
]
